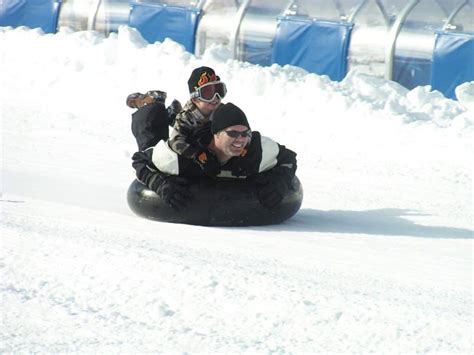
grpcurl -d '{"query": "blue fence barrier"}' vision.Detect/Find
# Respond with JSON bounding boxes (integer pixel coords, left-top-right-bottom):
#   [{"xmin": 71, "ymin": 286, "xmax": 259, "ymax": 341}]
[
  {"xmin": 272, "ymin": 17, "xmax": 353, "ymax": 82},
  {"xmin": 128, "ymin": 1, "xmax": 200, "ymax": 53},
  {"xmin": 431, "ymin": 31, "xmax": 474, "ymax": 100},
  {"xmin": 0, "ymin": 0, "xmax": 61, "ymax": 34}
]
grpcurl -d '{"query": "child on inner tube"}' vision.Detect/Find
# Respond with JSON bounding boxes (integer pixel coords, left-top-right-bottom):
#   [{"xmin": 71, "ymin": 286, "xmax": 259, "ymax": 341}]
[
  {"xmin": 128, "ymin": 66, "xmax": 225, "ymax": 167},
  {"xmin": 167, "ymin": 66, "xmax": 227, "ymax": 177}
]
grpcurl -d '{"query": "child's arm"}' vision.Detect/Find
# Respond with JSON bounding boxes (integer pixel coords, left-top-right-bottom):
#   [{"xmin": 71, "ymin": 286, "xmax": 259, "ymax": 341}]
[{"xmin": 168, "ymin": 113, "xmax": 200, "ymax": 159}]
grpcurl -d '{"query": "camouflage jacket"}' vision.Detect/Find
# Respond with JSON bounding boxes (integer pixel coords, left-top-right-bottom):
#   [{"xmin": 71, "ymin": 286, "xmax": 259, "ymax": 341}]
[{"xmin": 167, "ymin": 100, "xmax": 213, "ymax": 159}]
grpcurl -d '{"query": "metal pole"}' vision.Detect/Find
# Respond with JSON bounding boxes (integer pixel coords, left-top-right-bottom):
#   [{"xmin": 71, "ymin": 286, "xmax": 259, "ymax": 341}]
[
  {"xmin": 230, "ymin": 0, "xmax": 251, "ymax": 60},
  {"xmin": 348, "ymin": 0, "xmax": 369, "ymax": 23},
  {"xmin": 443, "ymin": 0, "xmax": 468, "ymax": 31},
  {"xmin": 374, "ymin": 0, "xmax": 390, "ymax": 27},
  {"xmin": 87, "ymin": 0, "xmax": 102, "ymax": 31},
  {"xmin": 349, "ymin": 0, "xmax": 389, "ymax": 26},
  {"xmin": 196, "ymin": 0, "xmax": 207, "ymax": 10},
  {"xmin": 284, "ymin": 0, "xmax": 297, "ymax": 16},
  {"xmin": 333, "ymin": 0, "xmax": 345, "ymax": 20},
  {"xmin": 384, "ymin": 0, "xmax": 420, "ymax": 81}
]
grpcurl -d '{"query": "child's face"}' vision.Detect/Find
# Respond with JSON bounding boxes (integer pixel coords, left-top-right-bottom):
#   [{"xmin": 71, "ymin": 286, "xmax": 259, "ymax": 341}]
[{"xmin": 193, "ymin": 97, "xmax": 221, "ymax": 116}]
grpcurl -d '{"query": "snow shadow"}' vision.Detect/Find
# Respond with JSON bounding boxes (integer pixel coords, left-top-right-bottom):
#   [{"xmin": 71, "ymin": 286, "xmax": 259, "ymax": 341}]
[{"xmin": 275, "ymin": 208, "xmax": 473, "ymax": 239}]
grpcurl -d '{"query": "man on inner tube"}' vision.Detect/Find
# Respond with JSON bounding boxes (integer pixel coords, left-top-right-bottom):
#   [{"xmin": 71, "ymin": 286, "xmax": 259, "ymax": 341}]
[{"xmin": 132, "ymin": 102, "xmax": 297, "ymax": 211}]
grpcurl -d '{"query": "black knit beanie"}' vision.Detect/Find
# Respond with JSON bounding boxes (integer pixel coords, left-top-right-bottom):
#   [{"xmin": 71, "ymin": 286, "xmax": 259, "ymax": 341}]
[
  {"xmin": 211, "ymin": 103, "xmax": 251, "ymax": 134},
  {"xmin": 187, "ymin": 66, "xmax": 220, "ymax": 93}
]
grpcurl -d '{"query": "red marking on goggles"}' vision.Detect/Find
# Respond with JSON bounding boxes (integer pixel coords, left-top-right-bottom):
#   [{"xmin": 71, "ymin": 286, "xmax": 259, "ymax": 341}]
[{"xmin": 191, "ymin": 82, "xmax": 227, "ymax": 103}]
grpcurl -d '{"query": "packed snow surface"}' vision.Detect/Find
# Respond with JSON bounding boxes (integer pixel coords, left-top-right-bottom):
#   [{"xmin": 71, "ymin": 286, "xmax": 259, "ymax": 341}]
[{"xmin": 1, "ymin": 26, "xmax": 473, "ymax": 353}]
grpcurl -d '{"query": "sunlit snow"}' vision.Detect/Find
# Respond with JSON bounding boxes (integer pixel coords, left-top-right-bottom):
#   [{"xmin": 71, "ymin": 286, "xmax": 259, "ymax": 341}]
[{"xmin": 1, "ymin": 26, "xmax": 472, "ymax": 353}]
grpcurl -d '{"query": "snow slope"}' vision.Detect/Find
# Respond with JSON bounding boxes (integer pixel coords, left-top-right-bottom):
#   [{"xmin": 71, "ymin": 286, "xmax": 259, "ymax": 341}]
[{"xmin": 1, "ymin": 26, "xmax": 472, "ymax": 353}]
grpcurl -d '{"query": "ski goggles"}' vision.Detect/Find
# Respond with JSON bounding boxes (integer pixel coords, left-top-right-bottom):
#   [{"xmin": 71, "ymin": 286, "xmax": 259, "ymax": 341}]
[
  {"xmin": 191, "ymin": 82, "xmax": 227, "ymax": 103},
  {"xmin": 224, "ymin": 129, "xmax": 252, "ymax": 138}
]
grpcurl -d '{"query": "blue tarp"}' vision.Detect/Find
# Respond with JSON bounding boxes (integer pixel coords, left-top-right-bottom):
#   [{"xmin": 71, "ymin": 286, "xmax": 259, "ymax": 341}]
[
  {"xmin": 0, "ymin": 0, "xmax": 61, "ymax": 33},
  {"xmin": 431, "ymin": 31, "xmax": 474, "ymax": 100},
  {"xmin": 128, "ymin": 2, "xmax": 200, "ymax": 53},
  {"xmin": 272, "ymin": 17, "xmax": 353, "ymax": 81}
]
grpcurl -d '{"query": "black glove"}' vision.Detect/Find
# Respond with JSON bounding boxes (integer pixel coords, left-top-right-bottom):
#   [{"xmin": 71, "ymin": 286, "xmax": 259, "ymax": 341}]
[
  {"xmin": 255, "ymin": 167, "xmax": 294, "ymax": 209},
  {"xmin": 194, "ymin": 149, "xmax": 221, "ymax": 177},
  {"xmin": 155, "ymin": 176, "xmax": 192, "ymax": 211},
  {"xmin": 166, "ymin": 99, "xmax": 182, "ymax": 127}
]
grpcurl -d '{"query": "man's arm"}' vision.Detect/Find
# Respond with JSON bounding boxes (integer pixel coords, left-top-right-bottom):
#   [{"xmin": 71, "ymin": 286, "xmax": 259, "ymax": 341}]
[
  {"xmin": 258, "ymin": 135, "xmax": 297, "ymax": 175},
  {"xmin": 254, "ymin": 137, "xmax": 298, "ymax": 209},
  {"xmin": 275, "ymin": 144, "xmax": 297, "ymax": 175},
  {"xmin": 131, "ymin": 149, "xmax": 192, "ymax": 211},
  {"xmin": 131, "ymin": 148, "xmax": 166, "ymax": 191}
]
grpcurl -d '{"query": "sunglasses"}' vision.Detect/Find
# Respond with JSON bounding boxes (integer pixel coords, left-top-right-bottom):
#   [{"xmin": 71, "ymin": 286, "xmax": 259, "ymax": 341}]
[
  {"xmin": 191, "ymin": 82, "xmax": 227, "ymax": 103},
  {"xmin": 224, "ymin": 129, "xmax": 252, "ymax": 138}
]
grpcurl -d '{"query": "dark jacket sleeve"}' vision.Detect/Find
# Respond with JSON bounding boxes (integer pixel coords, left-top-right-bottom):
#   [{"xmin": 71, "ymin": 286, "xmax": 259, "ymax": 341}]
[
  {"xmin": 250, "ymin": 136, "xmax": 297, "ymax": 190},
  {"xmin": 253, "ymin": 144, "xmax": 297, "ymax": 193},
  {"xmin": 131, "ymin": 149, "xmax": 166, "ymax": 191},
  {"xmin": 275, "ymin": 144, "xmax": 297, "ymax": 175},
  {"xmin": 255, "ymin": 132, "xmax": 297, "ymax": 176}
]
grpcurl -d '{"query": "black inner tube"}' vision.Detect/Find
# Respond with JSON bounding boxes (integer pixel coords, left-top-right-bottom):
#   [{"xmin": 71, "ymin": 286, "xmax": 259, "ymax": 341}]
[{"xmin": 127, "ymin": 176, "xmax": 303, "ymax": 226}]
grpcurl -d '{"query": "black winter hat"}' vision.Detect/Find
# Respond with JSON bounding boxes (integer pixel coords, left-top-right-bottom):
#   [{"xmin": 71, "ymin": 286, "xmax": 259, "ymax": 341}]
[
  {"xmin": 187, "ymin": 66, "xmax": 220, "ymax": 93},
  {"xmin": 211, "ymin": 103, "xmax": 251, "ymax": 134}
]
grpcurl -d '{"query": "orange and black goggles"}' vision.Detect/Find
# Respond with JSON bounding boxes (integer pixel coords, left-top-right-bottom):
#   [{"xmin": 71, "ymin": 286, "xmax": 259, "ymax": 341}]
[{"xmin": 191, "ymin": 82, "xmax": 227, "ymax": 103}]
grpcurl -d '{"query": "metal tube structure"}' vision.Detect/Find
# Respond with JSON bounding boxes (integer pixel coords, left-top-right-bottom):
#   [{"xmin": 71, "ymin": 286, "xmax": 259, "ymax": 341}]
[
  {"xmin": 349, "ymin": 0, "xmax": 370, "ymax": 22},
  {"xmin": 443, "ymin": 0, "xmax": 468, "ymax": 31},
  {"xmin": 87, "ymin": 0, "xmax": 102, "ymax": 31},
  {"xmin": 384, "ymin": 0, "xmax": 420, "ymax": 81},
  {"xmin": 196, "ymin": 0, "xmax": 207, "ymax": 9},
  {"xmin": 349, "ymin": 0, "xmax": 389, "ymax": 26},
  {"xmin": 229, "ymin": 0, "xmax": 251, "ymax": 59}
]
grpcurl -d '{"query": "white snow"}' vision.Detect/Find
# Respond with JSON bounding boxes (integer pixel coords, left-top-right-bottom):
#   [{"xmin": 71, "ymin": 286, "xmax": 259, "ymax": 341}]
[{"xmin": 0, "ymin": 26, "xmax": 473, "ymax": 353}]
